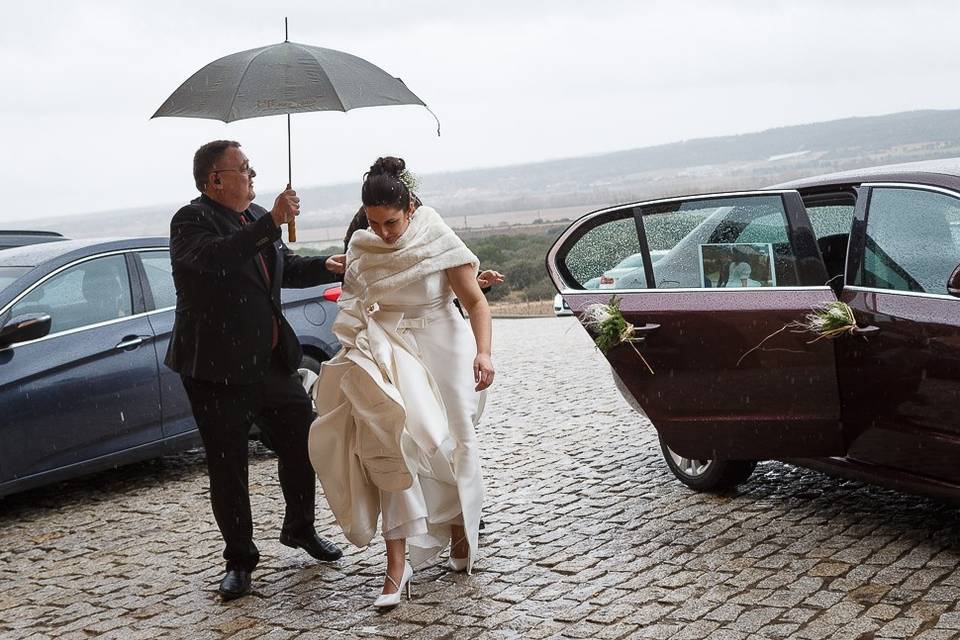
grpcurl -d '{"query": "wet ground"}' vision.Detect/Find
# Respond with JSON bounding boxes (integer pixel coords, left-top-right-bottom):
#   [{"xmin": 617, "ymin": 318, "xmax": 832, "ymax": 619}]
[{"xmin": 2, "ymin": 317, "xmax": 959, "ymax": 639}]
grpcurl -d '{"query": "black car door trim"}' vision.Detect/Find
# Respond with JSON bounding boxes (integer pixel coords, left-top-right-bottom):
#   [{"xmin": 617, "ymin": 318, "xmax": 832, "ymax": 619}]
[{"xmin": 125, "ymin": 252, "xmax": 148, "ymax": 315}]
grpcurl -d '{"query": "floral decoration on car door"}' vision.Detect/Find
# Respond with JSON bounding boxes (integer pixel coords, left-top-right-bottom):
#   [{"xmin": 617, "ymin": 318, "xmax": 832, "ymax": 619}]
[
  {"xmin": 738, "ymin": 301, "xmax": 859, "ymax": 366},
  {"xmin": 582, "ymin": 295, "xmax": 655, "ymax": 374}
]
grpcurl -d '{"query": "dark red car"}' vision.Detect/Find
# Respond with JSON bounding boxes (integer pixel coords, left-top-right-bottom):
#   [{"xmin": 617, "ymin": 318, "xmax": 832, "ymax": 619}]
[{"xmin": 547, "ymin": 158, "xmax": 960, "ymax": 501}]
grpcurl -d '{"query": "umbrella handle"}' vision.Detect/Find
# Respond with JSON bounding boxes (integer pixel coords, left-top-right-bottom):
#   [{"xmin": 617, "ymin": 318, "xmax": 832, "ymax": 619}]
[{"xmin": 287, "ymin": 181, "xmax": 297, "ymax": 243}]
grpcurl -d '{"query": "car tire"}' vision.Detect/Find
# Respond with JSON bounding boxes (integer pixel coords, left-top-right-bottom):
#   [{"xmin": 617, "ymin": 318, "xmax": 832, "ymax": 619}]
[{"xmin": 658, "ymin": 434, "xmax": 756, "ymax": 491}]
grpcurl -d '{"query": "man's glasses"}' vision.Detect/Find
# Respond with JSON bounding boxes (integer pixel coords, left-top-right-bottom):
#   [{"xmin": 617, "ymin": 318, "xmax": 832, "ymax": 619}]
[{"xmin": 212, "ymin": 165, "xmax": 256, "ymax": 177}]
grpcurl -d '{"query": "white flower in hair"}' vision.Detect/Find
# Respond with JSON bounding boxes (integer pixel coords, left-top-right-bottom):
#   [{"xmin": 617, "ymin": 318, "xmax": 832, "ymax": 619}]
[{"xmin": 398, "ymin": 169, "xmax": 420, "ymax": 192}]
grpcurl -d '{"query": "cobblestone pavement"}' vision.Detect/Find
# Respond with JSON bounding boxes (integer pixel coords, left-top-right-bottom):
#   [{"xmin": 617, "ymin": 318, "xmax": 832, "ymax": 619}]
[{"xmin": 2, "ymin": 317, "xmax": 960, "ymax": 639}]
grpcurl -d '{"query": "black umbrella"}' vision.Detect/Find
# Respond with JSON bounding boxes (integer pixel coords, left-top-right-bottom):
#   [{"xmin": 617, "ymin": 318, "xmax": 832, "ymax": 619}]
[{"xmin": 152, "ymin": 19, "xmax": 438, "ymax": 240}]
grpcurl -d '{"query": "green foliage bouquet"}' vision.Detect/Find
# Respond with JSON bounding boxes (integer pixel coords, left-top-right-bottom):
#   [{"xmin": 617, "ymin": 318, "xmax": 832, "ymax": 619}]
[
  {"xmin": 582, "ymin": 295, "xmax": 654, "ymax": 374},
  {"xmin": 800, "ymin": 300, "xmax": 858, "ymax": 340},
  {"xmin": 738, "ymin": 300, "xmax": 859, "ymax": 366}
]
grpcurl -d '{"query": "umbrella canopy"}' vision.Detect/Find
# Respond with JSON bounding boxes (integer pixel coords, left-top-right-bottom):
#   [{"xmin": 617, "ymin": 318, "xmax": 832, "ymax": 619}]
[
  {"xmin": 152, "ymin": 41, "xmax": 436, "ymax": 126},
  {"xmin": 152, "ymin": 29, "xmax": 438, "ymax": 242}
]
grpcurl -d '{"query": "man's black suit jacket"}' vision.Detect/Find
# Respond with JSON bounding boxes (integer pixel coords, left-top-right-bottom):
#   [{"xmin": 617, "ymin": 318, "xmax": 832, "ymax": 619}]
[{"xmin": 164, "ymin": 194, "xmax": 338, "ymax": 385}]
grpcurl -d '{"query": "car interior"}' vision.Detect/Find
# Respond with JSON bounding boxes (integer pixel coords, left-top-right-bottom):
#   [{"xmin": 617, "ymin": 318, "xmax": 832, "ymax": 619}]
[
  {"xmin": 802, "ymin": 191, "xmax": 857, "ymax": 291},
  {"xmin": 10, "ymin": 261, "xmax": 133, "ymax": 335},
  {"xmin": 816, "ymin": 233, "xmax": 848, "ymax": 287},
  {"xmin": 705, "ymin": 217, "xmax": 800, "ymax": 287},
  {"xmin": 80, "ymin": 270, "xmax": 129, "ymax": 324}
]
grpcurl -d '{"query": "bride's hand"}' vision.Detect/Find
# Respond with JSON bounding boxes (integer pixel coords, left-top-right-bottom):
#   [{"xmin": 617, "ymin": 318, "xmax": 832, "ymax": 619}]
[
  {"xmin": 473, "ymin": 353, "xmax": 495, "ymax": 391},
  {"xmin": 477, "ymin": 270, "xmax": 505, "ymax": 289}
]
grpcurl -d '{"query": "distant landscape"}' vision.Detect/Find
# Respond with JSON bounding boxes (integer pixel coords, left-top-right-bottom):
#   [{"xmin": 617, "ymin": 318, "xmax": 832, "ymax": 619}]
[{"xmin": 23, "ymin": 108, "xmax": 960, "ymax": 308}]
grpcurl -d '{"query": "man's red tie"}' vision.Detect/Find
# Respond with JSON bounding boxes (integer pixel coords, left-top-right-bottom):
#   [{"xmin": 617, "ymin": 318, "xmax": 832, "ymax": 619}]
[{"xmin": 239, "ymin": 215, "xmax": 279, "ymax": 349}]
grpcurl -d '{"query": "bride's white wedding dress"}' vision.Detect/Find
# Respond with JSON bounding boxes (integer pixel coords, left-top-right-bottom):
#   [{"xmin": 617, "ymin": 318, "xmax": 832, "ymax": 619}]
[{"xmin": 308, "ymin": 207, "xmax": 484, "ymax": 572}]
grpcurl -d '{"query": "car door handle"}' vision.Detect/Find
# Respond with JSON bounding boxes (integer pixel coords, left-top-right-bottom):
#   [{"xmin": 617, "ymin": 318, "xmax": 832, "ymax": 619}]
[
  {"xmin": 852, "ymin": 324, "xmax": 880, "ymax": 336},
  {"xmin": 633, "ymin": 323, "xmax": 661, "ymax": 334},
  {"xmin": 114, "ymin": 335, "xmax": 144, "ymax": 350},
  {"xmin": 627, "ymin": 323, "xmax": 661, "ymax": 342}
]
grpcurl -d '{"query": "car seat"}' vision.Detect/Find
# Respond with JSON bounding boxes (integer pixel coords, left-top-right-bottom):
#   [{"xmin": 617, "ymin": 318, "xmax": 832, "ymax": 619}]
[
  {"xmin": 80, "ymin": 269, "xmax": 126, "ymax": 323},
  {"xmin": 816, "ymin": 233, "xmax": 848, "ymax": 286}
]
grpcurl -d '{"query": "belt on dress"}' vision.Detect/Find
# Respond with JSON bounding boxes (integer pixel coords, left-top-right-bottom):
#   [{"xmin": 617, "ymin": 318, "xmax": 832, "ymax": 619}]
[
  {"xmin": 353, "ymin": 301, "xmax": 453, "ymax": 332},
  {"xmin": 397, "ymin": 303, "xmax": 457, "ymax": 331},
  {"xmin": 397, "ymin": 316, "xmax": 429, "ymax": 330}
]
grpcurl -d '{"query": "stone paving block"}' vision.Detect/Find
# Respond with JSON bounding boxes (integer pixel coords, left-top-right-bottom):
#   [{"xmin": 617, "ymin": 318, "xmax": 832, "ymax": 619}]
[
  {"xmin": 803, "ymin": 589, "xmax": 845, "ymax": 609},
  {"xmin": 664, "ymin": 598, "xmax": 716, "ymax": 623},
  {"xmin": 830, "ymin": 617, "xmax": 881, "ymax": 640},
  {"xmin": 758, "ymin": 590, "xmax": 807, "ymax": 609},
  {"xmin": 406, "ymin": 624, "xmax": 457, "ymax": 640},
  {"xmin": 907, "ymin": 601, "xmax": 953, "ymax": 622},
  {"xmin": 914, "ymin": 630, "xmax": 960, "ymax": 640},
  {"xmin": 705, "ymin": 603, "xmax": 745, "ymax": 623},
  {"xmin": 728, "ymin": 606, "xmax": 782, "ymax": 633},
  {"xmin": 817, "ymin": 600, "xmax": 865, "ymax": 625},
  {"xmin": 671, "ymin": 619, "xmax": 722, "ymax": 640},
  {"xmin": 756, "ymin": 623, "xmax": 802, "ymax": 639},
  {"xmin": 876, "ymin": 615, "xmax": 925, "ymax": 638},
  {"xmin": 793, "ymin": 622, "xmax": 841, "ymax": 640},
  {"xmin": 937, "ymin": 611, "xmax": 960, "ymax": 629},
  {"xmin": 588, "ymin": 621, "xmax": 638, "ymax": 640}
]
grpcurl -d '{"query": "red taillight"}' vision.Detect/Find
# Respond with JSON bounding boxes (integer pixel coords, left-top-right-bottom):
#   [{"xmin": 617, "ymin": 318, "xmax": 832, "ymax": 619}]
[
  {"xmin": 323, "ymin": 286, "xmax": 342, "ymax": 302},
  {"xmin": 599, "ymin": 275, "xmax": 614, "ymax": 285}
]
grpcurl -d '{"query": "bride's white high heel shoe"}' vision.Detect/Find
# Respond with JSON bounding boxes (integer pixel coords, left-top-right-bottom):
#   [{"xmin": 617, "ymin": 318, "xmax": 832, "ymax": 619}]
[
  {"xmin": 373, "ymin": 562, "xmax": 413, "ymax": 609},
  {"xmin": 447, "ymin": 536, "xmax": 469, "ymax": 572}
]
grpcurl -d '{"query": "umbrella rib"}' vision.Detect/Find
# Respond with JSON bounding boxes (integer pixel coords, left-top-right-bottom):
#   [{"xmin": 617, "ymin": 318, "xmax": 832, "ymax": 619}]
[
  {"xmin": 291, "ymin": 42, "xmax": 348, "ymax": 112},
  {"xmin": 226, "ymin": 46, "xmax": 273, "ymax": 122}
]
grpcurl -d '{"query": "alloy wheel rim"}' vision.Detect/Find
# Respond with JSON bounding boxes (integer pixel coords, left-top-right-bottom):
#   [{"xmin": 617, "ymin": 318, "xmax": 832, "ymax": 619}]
[{"xmin": 667, "ymin": 447, "xmax": 713, "ymax": 477}]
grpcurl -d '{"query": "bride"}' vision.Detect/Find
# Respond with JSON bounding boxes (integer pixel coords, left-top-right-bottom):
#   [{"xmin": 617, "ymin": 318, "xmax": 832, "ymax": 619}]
[{"xmin": 308, "ymin": 156, "xmax": 493, "ymax": 609}]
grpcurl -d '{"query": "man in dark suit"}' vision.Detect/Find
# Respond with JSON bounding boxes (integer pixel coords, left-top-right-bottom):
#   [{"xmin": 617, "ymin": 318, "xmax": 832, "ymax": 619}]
[{"xmin": 166, "ymin": 140, "xmax": 346, "ymax": 601}]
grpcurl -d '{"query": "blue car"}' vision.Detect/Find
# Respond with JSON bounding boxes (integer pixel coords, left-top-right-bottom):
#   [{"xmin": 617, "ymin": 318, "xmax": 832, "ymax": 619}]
[
  {"xmin": 0, "ymin": 238, "xmax": 341, "ymax": 497},
  {"xmin": 0, "ymin": 230, "xmax": 66, "ymax": 250}
]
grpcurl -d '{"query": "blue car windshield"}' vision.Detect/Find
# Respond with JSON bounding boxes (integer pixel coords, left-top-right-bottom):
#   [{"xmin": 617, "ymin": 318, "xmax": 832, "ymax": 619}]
[{"xmin": 0, "ymin": 267, "xmax": 30, "ymax": 294}]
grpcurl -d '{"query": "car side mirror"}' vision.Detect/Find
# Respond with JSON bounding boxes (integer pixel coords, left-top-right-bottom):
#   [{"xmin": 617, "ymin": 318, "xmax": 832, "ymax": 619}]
[
  {"xmin": 949, "ymin": 264, "xmax": 960, "ymax": 298},
  {"xmin": 0, "ymin": 313, "xmax": 52, "ymax": 349}
]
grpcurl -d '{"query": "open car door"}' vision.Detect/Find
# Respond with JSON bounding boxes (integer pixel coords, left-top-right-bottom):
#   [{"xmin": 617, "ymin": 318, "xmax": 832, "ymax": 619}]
[{"xmin": 547, "ymin": 191, "xmax": 846, "ymax": 460}]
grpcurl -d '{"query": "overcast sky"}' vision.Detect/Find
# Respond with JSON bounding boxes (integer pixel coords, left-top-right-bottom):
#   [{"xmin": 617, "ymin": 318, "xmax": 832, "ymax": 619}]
[{"xmin": 2, "ymin": 0, "xmax": 960, "ymax": 224}]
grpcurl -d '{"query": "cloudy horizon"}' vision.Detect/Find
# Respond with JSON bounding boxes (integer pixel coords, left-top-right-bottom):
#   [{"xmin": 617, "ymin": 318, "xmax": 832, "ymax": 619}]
[{"xmin": 3, "ymin": 0, "xmax": 960, "ymax": 223}]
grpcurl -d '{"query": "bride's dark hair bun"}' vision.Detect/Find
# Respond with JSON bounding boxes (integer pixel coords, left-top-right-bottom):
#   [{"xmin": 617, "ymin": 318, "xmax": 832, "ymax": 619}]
[
  {"xmin": 362, "ymin": 156, "xmax": 411, "ymax": 210},
  {"xmin": 368, "ymin": 156, "xmax": 405, "ymax": 179}
]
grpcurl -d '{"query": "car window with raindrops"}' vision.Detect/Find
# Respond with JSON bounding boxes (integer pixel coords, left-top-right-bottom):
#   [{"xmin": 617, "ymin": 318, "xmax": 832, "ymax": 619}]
[
  {"xmin": 562, "ymin": 211, "xmax": 641, "ymax": 290},
  {"xmin": 140, "ymin": 251, "xmax": 177, "ymax": 310},
  {"xmin": 859, "ymin": 187, "xmax": 960, "ymax": 295},
  {"xmin": 642, "ymin": 196, "xmax": 799, "ymax": 289}
]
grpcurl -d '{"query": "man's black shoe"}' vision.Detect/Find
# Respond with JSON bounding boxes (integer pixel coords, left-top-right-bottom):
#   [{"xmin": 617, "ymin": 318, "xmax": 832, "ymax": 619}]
[
  {"xmin": 279, "ymin": 532, "xmax": 343, "ymax": 561},
  {"xmin": 218, "ymin": 569, "xmax": 252, "ymax": 601}
]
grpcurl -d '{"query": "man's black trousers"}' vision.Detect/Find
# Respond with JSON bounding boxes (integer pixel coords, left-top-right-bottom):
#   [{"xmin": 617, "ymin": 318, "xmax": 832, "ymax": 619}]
[{"xmin": 182, "ymin": 356, "xmax": 316, "ymax": 572}]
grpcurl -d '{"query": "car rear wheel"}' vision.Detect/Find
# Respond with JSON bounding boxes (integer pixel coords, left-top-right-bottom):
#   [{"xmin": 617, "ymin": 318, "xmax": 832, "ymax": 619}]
[{"xmin": 658, "ymin": 434, "xmax": 756, "ymax": 491}]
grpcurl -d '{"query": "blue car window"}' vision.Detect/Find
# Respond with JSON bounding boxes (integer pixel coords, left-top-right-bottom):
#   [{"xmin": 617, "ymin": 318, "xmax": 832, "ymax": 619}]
[
  {"xmin": 10, "ymin": 254, "xmax": 133, "ymax": 334},
  {"xmin": 139, "ymin": 250, "xmax": 176, "ymax": 310}
]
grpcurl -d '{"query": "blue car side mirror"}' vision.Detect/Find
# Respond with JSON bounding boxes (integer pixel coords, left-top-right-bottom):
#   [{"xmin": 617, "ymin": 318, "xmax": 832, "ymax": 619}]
[{"xmin": 0, "ymin": 313, "xmax": 52, "ymax": 349}]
